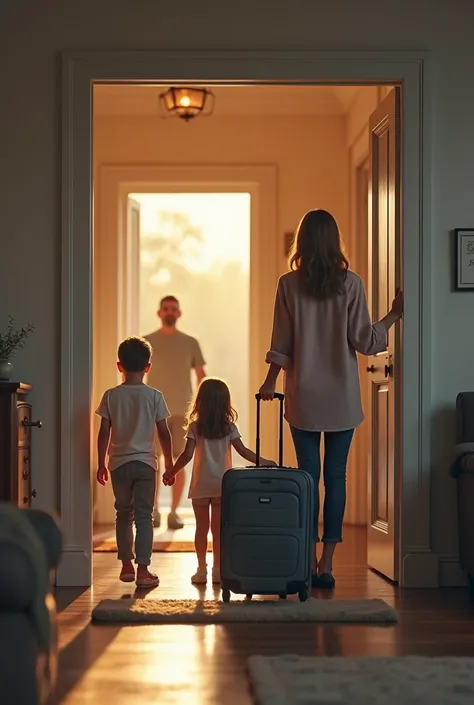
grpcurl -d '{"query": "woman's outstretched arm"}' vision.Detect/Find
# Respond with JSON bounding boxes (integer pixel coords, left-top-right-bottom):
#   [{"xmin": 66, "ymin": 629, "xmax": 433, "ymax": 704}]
[{"xmin": 348, "ymin": 276, "xmax": 403, "ymax": 356}]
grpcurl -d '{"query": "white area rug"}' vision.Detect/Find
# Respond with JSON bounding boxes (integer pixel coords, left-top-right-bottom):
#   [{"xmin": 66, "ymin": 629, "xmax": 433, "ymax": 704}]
[
  {"xmin": 248, "ymin": 655, "xmax": 474, "ymax": 704},
  {"xmin": 91, "ymin": 597, "xmax": 397, "ymax": 624}
]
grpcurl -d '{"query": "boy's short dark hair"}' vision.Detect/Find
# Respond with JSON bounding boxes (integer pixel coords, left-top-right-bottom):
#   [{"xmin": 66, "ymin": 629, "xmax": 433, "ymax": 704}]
[
  {"xmin": 118, "ymin": 337, "xmax": 152, "ymax": 373},
  {"xmin": 159, "ymin": 295, "xmax": 179, "ymax": 308}
]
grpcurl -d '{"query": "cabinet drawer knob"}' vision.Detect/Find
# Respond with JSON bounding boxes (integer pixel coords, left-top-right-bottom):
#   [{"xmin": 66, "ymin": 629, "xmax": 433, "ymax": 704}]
[{"xmin": 22, "ymin": 417, "xmax": 42, "ymax": 428}]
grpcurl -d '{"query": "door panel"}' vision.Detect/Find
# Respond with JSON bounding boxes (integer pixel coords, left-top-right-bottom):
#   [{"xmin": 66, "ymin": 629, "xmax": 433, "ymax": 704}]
[
  {"xmin": 367, "ymin": 88, "xmax": 400, "ymax": 582},
  {"xmin": 374, "ymin": 383, "xmax": 389, "ymax": 523}
]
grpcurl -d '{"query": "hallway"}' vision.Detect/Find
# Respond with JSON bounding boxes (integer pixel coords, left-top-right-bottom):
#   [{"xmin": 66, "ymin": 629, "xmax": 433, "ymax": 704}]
[{"xmin": 55, "ymin": 526, "xmax": 474, "ymax": 704}]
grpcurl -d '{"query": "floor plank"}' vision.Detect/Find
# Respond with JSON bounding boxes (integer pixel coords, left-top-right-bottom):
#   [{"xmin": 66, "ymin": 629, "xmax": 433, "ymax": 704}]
[{"xmin": 55, "ymin": 527, "xmax": 474, "ymax": 705}]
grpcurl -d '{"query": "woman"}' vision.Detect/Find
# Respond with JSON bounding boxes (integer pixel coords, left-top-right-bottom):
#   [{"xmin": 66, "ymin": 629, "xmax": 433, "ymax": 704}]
[{"xmin": 259, "ymin": 209, "xmax": 403, "ymax": 589}]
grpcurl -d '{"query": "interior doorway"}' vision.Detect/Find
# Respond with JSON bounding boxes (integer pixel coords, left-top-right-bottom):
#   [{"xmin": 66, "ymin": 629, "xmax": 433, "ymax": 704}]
[
  {"xmin": 91, "ymin": 163, "xmax": 275, "ymax": 556},
  {"xmin": 62, "ymin": 51, "xmax": 434, "ymax": 584}
]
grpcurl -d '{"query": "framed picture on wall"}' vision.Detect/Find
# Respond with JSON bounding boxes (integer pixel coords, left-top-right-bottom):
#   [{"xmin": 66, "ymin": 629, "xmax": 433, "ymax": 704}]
[{"xmin": 454, "ymin": 228, "xmax": 474, "ymax": 290}]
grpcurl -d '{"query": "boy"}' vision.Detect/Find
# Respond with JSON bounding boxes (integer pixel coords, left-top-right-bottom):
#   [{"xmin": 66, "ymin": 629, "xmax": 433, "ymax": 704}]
[{"xmin": 96, "ymin": 336, "xmax": 173, "ymax": 587}]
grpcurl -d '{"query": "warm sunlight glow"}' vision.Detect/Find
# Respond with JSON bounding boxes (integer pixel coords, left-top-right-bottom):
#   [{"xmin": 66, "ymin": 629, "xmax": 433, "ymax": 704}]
[
  {"xmin": 131, "ymin": 192, "xmax": 251, "ymax": 510},
  {"xmin": 150, "ymin": 268, "xmax": 171, "ymax": 285}
]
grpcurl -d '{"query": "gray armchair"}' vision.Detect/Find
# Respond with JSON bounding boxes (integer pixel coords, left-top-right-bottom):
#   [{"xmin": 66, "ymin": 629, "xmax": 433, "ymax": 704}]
[
  {"xmin": 0, "ymin": 506, "xmax": 62, "ymax": 705},
  {"xmin": 450, "ymin": 392, "xmax": 474, "ymax": 599}
]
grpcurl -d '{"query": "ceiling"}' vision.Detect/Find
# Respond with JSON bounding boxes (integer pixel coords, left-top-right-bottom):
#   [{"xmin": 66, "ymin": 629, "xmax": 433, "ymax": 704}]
[{"xmin": 94, "ymin": 84, "xmax": 364, "ymax": 117}]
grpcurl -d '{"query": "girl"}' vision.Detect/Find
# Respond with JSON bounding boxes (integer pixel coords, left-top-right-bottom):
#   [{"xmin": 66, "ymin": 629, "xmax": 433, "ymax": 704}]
[{"xmin": 163, "ymin": 377, "xmax": 275, "ymax": 585}]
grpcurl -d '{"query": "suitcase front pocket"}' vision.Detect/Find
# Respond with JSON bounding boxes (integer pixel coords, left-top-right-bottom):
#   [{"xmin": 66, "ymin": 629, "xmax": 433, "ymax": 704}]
[{"xmin": 229, "ymin": 533, "xmax": 299, "ymax": 577}]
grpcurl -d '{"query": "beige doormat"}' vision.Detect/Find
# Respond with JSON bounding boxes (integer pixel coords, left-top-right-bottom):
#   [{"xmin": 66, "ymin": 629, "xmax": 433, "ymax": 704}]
[
  {"xmin": 91, "ymin": 597, "xmax": 398, "ymax": 624},
  {"xmin": 248, "ymin": 655, "xmax": 474, "ymax": 705}
]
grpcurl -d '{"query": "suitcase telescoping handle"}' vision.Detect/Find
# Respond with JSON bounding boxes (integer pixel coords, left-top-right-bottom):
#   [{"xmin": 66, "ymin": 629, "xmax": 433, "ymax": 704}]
[{"xmin": 255, "ymin": 392, "xmax": 284, "ymax": 467}]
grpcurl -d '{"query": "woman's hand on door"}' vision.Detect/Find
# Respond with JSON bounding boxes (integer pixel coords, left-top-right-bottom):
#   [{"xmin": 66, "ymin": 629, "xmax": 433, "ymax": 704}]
[{"xmin": 391, "ymin": 289, "xmax": 404, "ymax": 318}]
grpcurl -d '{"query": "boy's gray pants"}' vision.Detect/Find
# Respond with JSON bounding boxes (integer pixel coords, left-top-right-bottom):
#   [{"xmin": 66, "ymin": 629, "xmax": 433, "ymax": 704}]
[{"xmin": 111, "ymin": 461, "xmax": 156, "ymax": 565}]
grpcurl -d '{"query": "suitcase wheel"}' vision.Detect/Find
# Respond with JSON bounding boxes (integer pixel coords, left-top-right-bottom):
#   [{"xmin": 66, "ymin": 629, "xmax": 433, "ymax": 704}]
[
  {"xmin": 222, "ymin": 588, "xmax": 231, "ymax": 603},
  {"xmin": 279, "ymin": 593, "xmax": 287, "ymax": 600},
  {"xmin": 298, "ymin": 588, "xmax": 308, "ymax": 602},
  {"xmin": 245, "ymin": 594, "xmax": 253, "ymax": 600}
]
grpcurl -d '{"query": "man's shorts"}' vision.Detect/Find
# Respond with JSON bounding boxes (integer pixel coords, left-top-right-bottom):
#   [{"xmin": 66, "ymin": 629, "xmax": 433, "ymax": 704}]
[{"xmin": 157, "ymin": 415, "xmax": 186, "ymax": 460}]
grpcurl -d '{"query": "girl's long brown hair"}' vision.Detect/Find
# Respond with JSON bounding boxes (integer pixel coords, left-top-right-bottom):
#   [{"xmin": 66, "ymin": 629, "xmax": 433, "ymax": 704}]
[
  {"xmin": 289, "ymin": 209, "xmax": 349, "ymax": 299},
  {"xmin": 185, "ymin": 377, "xmax": 238, "ymax": 439}
]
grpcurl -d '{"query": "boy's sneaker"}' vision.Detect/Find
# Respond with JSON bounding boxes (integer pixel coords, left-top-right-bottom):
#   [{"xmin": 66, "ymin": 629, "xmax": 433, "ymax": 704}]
[
  {"xmin": 119, "ymin": 564, "xmax": 135, "ymax": 583},
  {"xmin": 211, "ymin": 566, "xmax": 221, "ymax": 585},
  {"xmin": 136, "ymin": 570, "xmax": 160, "ymax": 588},
  {"xmin": 191, "ymin": 566, "xmax": 207, "ymax": 584},
  {"xmin": 167, "ymin": 510, "xmax": 184, "ymax": 530}
]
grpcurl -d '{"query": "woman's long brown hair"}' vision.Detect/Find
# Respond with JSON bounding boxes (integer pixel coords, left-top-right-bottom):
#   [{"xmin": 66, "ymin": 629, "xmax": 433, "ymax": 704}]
[
  {"xmin": 289, "ymin": 209, "xmax": 349, "ymax": 299},
  {"xmin": 185, "ymin": 377, "xmax": 238, "ymax": 439}
]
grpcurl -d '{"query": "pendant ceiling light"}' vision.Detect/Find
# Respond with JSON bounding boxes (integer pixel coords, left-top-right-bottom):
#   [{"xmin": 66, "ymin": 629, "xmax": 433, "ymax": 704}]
[{"xmin": 159, "ymin": 87, "xmax": 215, "ymax": 122}]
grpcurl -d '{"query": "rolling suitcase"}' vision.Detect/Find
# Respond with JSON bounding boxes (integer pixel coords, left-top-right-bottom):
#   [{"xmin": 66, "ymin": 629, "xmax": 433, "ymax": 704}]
[{"xmin": 220, "ymin": 392, "xmax": 314, "ymax": 602}]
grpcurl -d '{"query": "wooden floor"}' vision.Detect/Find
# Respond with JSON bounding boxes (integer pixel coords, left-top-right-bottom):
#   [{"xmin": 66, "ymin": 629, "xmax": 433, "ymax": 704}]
[{"xmin": 55, "ymin": 526, "xmax": 474, "ymax": 704}]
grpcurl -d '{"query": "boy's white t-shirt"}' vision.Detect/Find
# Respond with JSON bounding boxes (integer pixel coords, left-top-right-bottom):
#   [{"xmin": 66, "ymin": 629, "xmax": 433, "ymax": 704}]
[
  {"xmin": 95, "ymin": 383, "xmax": 169, "ymax": 471},
  {"xmin": 187, "ymin": 422, "xmax": 241, "ymax": 500}
]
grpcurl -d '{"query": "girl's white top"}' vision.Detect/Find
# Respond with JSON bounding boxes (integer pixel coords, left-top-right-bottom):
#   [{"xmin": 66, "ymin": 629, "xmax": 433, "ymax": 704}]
[{"xmin": 186, "ymin": 422, "xmax": 241, "ymax": 500}]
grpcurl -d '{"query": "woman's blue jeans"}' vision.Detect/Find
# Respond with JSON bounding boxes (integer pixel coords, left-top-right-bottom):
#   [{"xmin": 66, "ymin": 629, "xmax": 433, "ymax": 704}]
[{"xmin": 290, "ymin": 426, "xmax": 354, "ymax": 543}]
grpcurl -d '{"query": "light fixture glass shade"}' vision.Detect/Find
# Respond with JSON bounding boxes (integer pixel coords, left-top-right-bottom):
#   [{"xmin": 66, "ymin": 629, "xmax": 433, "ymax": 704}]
[{"xmin": 159, "ymin": 87, "xmax": 214, "ymax": 121}]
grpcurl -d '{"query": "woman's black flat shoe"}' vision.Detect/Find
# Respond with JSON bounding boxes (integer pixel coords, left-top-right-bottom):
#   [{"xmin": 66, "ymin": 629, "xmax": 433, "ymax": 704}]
[{"xmin": 315, "ymin": 573, "xmax": 335, "ymax": 589}]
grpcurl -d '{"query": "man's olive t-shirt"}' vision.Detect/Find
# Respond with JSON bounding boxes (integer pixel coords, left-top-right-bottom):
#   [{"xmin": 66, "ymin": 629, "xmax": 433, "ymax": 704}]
[{"xmin": 145, "ymin": 329, "xmax": 205, "ymax": 417}]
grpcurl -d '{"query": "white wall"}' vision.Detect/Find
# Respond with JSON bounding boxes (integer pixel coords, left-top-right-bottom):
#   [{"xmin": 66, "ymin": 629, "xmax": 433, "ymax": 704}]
[
  {"xmin": 93, "ymin": 113, "xmax": 349, "ymax": 258},
  {"xmin": 2, "ymin": 0, "xmax": 474, "ymax": 568}
]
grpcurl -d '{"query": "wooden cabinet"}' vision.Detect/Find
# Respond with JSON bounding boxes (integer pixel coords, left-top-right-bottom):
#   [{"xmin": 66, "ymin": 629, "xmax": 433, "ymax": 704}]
[{"xmin": 0, "ymin": 382, "xmax": 41, "ymax": 506}]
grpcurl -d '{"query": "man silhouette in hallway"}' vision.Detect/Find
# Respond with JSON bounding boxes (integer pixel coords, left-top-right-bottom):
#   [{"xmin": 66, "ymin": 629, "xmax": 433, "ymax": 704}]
[{"xmin": 145, "ymin": 295, "xmax": 206, "ymax": 529}]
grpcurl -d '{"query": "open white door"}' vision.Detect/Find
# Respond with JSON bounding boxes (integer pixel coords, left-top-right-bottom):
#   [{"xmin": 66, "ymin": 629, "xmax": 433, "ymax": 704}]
[
  {"xmin": 119, "ymin": 197, "xmax": 141, "ymax": 338},
  {"xmin": 366, "ymin": 88, "xmax": 401, "ymax": 582}
]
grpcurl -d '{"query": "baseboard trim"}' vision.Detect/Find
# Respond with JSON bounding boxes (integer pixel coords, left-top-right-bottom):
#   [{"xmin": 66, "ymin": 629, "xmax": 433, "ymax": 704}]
[
  {"xmin": 438, "ymin": 554, "xmax": 468, "ymax": 587},
  {"xmin": 56, "ymin": 546, "xmax": 92, "ymax": 587},
  {"xmin": 401, "ymin": 550, "xmax": 439, "ymax": 587}
]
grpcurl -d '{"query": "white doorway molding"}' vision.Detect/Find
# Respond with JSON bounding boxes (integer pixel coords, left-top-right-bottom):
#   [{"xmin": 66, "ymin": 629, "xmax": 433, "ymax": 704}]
[{"xmin": 60, "ymin": 50, "xmax": 433, "ymax": 587}]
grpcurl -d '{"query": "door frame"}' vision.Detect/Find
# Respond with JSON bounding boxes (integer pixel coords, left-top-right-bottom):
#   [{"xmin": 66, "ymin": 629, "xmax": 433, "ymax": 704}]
[
  {"xmin": 60, "ymin": 50, "xmax": 434, "ymax": 587},
  {"xmin": 92, "ymin": 165, "xmax": 277, "ymax": 524}
]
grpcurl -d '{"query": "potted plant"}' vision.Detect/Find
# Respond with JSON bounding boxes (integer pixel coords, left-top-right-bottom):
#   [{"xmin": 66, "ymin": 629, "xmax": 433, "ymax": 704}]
[{"xmin": 0, "ymin": 315, "xmax": 35, "ymax": 381}]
